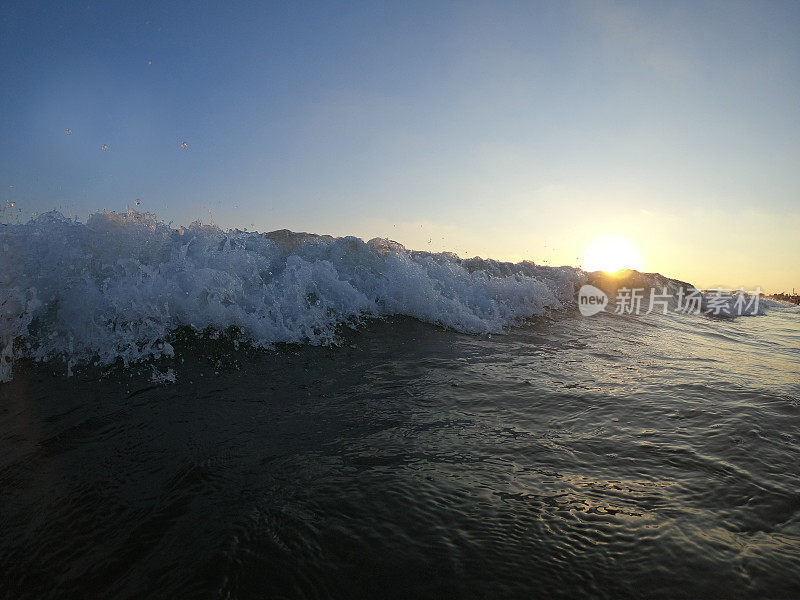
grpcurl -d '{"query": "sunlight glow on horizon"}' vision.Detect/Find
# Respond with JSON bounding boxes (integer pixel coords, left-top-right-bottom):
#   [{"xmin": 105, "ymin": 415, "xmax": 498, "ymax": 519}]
[{"xmin": 582, "ymin": 236, "xmax": 645, "ymax": 274}]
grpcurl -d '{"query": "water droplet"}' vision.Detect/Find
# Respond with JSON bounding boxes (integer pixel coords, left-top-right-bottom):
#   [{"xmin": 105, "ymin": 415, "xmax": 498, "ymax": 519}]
[
  {"xmin": 65, "ymin": 129, "xmax": 72, "ymax": 135},
  {"xmin": 101, "ymin": 144, "xmax": 109, "ymax": 151}
]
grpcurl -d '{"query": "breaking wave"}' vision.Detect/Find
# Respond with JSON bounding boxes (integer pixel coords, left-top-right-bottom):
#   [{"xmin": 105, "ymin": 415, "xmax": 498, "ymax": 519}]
[{"xmin": 0, "ymin": 210, "xmax": 586, "ymax": 381}]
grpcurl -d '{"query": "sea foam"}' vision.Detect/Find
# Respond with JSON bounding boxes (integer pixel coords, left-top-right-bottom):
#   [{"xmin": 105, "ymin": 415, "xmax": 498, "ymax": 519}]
[{"xmin": 0, "ymin": 210, "xmax": 584, "ymax": 381}]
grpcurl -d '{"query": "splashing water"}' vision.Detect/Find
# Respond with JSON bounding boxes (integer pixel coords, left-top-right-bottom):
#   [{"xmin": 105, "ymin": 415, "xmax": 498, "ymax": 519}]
[{"xmin": 0, "ymin": 210, "xmax": 584, "ymax": 381}]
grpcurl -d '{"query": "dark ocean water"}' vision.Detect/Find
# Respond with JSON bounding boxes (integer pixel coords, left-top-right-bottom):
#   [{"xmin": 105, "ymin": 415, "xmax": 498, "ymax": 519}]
[{"xmin": 1, "ymin": 307, "xmax": 799, "ymax": 599}]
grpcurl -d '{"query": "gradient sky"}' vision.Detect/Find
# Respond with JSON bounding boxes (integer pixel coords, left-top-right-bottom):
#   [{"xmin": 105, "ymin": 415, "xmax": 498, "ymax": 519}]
[{"xmin": 2, "ymin": 1, "xmax": 799, "ymax": 291}]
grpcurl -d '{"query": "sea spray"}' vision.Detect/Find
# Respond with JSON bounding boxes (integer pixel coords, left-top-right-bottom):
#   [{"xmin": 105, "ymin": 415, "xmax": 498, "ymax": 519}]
[{"xmin": 0, "ymin": 210, "xmax": 585, "ymax": 381}]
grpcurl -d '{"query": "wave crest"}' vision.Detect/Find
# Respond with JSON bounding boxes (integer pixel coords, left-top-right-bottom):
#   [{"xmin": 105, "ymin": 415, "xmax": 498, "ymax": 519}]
[{"xmin": 0, "ymin": 210, "xmax": 584, "ymax": 381}]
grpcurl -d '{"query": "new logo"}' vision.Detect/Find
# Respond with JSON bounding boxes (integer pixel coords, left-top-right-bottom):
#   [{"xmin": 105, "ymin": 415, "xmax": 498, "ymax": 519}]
[{"xmin": 578, "ymin": 284, "xmax": 608, "ymax": 316}]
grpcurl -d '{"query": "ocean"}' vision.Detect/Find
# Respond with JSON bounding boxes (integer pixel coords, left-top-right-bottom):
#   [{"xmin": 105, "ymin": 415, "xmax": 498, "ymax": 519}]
[{"xmin": 1, "ymin": 211, "xmax": 799, "ymax": 598}]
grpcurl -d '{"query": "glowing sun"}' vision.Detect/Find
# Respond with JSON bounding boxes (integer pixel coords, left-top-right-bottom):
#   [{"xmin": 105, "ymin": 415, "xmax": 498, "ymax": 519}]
[{"xmin": 582, "ymin": 236, "xmax": 644, "ymax": 273}]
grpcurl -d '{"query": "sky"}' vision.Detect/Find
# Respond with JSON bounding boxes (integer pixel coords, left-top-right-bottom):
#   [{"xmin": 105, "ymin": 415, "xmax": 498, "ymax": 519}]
[{"xmin": 1, "ymin": 0, "xmax": 799, "ymax": 292}]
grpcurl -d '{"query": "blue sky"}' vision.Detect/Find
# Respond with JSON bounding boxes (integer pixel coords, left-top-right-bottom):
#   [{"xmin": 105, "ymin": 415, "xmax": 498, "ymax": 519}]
[{"xmin": 2, "ymin": 1, "xmax": 799, "ymax": 290}]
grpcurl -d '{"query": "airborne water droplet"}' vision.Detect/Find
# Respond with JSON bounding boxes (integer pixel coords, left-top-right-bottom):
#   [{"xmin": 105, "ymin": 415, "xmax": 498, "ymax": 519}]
[{"xmin": 65, "ymin": 129, "xmax": 72, "ymax": 135}]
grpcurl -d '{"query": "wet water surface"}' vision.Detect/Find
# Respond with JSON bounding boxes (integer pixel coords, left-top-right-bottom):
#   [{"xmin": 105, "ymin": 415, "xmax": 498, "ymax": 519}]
[{"xmin": 2, "ymin": 309, "xmax": 800, "ymax": 599}]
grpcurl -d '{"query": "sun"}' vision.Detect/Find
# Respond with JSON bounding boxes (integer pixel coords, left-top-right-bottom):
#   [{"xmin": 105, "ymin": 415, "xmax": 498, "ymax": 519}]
[{"xmin": 582, "ymin": 236, "xmax": 644, "ymax": 273}]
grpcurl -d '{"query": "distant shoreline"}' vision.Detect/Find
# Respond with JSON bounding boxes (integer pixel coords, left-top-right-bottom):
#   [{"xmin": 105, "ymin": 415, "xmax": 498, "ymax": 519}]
[{"xmin": 766, "ymin": 293, "xmax": 800, "ymax": 305}]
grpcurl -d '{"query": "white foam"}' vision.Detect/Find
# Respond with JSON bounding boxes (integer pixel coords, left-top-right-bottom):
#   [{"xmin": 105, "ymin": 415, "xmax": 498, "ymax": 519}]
[
  {"xmin": 0, "ymin": 210, "xmax": 585, "ymax": 381},
  {"xmin": 150, "ymin": 366, "xmax": 176, "ymax": 385}
]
